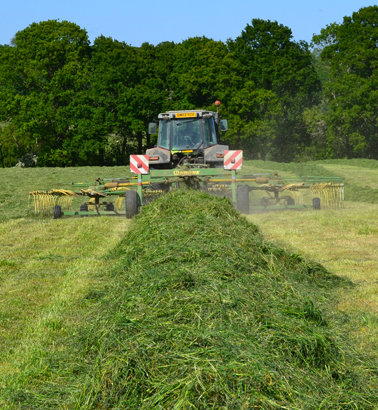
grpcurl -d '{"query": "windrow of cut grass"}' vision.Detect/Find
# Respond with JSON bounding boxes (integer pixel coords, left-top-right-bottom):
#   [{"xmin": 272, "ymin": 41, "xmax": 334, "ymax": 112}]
[{"xmin": 4, "ymin": 190, "xmax": 378, "ymax": 409}]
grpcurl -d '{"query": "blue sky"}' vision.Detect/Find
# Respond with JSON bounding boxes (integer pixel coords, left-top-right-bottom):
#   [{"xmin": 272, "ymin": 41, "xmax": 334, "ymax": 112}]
[{"xmin": 1, "ymin": 1, "xmax": 375, "ymax": 46}]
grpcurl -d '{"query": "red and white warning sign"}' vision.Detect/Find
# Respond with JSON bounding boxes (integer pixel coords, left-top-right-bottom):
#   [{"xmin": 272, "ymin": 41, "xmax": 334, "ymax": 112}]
[
  {"xmin": 130, "ymin": 155, "xmax": 149, "ymax": 174},
  {"xmin": 224, "ymin": 150, "xmax": 243, "ymax": 170}
]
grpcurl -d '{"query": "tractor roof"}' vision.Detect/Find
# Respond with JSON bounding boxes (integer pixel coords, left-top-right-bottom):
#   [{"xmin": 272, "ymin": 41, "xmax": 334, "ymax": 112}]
[{"xmin": 158, "ymin": 110, "xmax": 215, "ymax": 120}]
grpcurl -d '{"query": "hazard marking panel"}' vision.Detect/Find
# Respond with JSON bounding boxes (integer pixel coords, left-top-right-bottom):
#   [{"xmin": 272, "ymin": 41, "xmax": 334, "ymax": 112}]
[
  {"xmin": 130, "ymin": 155, "xmax": 149, "ymax": 174},
  {"xmin": 224, "ymin": 150, "xmax": 243, "ymax": 170}
]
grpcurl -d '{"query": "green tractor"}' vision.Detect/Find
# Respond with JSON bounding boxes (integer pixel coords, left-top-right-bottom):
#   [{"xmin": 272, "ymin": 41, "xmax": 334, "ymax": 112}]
[
  {"xmin": 146, "ymin": 109, "xmax": 229, "ymax": 169},
  {"xmin": 29, "ymin": 105, "xmax": 345, "ymax": 219}
]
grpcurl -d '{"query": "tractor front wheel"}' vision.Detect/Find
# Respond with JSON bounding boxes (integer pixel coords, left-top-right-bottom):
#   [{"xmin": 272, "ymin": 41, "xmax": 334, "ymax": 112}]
[{"xmin": 126, "ymin": 190, "xmax": 140, "ymax": 219}]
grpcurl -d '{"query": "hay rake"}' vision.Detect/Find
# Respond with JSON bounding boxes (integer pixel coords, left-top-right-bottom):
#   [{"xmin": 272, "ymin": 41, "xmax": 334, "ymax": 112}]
[{"xmin": 29, "ymin": 153, "xmax": 344, "ymax": 219}]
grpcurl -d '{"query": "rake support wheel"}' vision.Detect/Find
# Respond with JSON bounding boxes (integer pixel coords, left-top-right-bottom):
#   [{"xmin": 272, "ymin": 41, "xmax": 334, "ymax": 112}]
[
  {"xmin": 80, "ymin": 204, "xmax": 88, "ymax": 217},
  {"xmin": 237, "ymin": 185, "xmax": 249, "ymax": 214},
  {"xmin": 286, "ymin": 197, "xmax": 295, "ymax": 206},
  {"xmin": 53, "ymin": 205, "xmax": 62, "ymax": 219},
  {"xmin": 125, "ymin": 190, "xmax": 140, "ymax": 219},
  {"xmin": 313, "ymin": 197, "xmax": 321, "ymax": 210}
]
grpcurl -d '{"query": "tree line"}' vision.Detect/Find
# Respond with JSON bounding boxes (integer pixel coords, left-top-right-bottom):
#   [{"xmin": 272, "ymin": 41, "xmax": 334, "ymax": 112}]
[{"xmin": 0, "ymin": 6, "xmax": 377, "ymax": 167}]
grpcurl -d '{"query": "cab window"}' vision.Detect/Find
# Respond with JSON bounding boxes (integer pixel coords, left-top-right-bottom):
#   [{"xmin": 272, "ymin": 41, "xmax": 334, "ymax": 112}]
[
  {"xmin": 158, "ymin": 120, "xmax": 170, "ymax": 149},
  {"xmin": 172, "ymin": 119, "xmax": 202, "ymax": 150},
  {"xmin": 203, "ymin": 117, "xmax": 217, "ymax": 147}
]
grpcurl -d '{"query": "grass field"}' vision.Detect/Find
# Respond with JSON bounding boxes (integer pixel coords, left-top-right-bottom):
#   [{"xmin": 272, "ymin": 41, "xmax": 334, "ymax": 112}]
[
  {"xmin": 0, "ymin": 166, "xmax": 132, "ymax": 221},
  {"xmin": 0, "ymin": 159, "xmax": 378, "ymax": 408},
  {"xmin": 248, "ymin": 203, "xmax": 378, "ymax": 357}
]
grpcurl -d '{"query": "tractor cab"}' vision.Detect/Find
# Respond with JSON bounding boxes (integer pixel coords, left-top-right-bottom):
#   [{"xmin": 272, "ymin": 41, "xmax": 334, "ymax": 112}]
[{"xmin": 146, "ymin": 110, "xmax": 229, "ymax": 169}]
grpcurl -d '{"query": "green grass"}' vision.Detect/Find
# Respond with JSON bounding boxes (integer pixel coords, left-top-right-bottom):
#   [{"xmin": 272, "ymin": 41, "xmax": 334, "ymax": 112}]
[
  {"xmin": 1, "ymin": 160, "xmax": 378, "ymax": 408},
  {"xmin": 247, "ymin": 202, "xmax": 378, "ymax": 359},
  {"xmin": 243, "ymin": 159, "xmax": 336, "ymax": 177},
  {"xmin": 317, "ymin": 158, "xmax": 378, "ymax": 169},
  {"xmin": 0, "ymin": 166, "xmax": 132, "ymax": 221},
  {"xmin": 319, "ymin": 164, "xmax": 378, "ymax": 189},
  {"xmin": 1, "ymin": 190, "xmax": 378, "ymax": 409},
  {"xmin": 0, "ymin": 216, "xmax": 130, "ymax": 408}
]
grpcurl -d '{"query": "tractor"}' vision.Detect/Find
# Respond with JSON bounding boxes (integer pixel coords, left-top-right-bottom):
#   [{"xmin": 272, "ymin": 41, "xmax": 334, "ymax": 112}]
[
  {"xmin": 29, "ymin": 104, "xmax": 345, "ymax": 219},
  {"xmin": 146, "ymin": 108, "xmax": 229, "ymax": 169}
]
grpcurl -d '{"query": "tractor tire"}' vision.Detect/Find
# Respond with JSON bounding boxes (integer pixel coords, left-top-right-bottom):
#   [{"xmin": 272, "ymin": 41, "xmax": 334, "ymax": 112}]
[
  {"xmin": 286, "ymin": 197, "xmax": 295, "ymax": 206},
  {"xmin": 125, "ymin": 190, "xmax": 140, "ymax": 219},
  {"xmin": 80, "ymin": 204, "xmax": 88, "ymax": 217},
  {"xmin": 106, "ymin": 203, "xmax": 115, "ymax": 212},
  {"xmin": 237, "ymin": 185, "xmax": 249, "ymax": 214},
  {"xmin": 313, "ymin": 197, "xmax": 321, "ymax": 210},
  {"xmin": 53, "ymin": 205, "xmax": 62, "ymax": 219}
]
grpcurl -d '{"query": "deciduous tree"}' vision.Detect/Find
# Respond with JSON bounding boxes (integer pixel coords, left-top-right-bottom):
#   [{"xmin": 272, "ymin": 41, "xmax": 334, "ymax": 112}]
[
  {"xmin": 228, "ymin": 19, "xmax": 321, "ymax": 161},
  {"xmin": 312, "ymin": 6, "xmax": 378, "ymax": 158},
  {"xmin": 0, "ymin": 20, "xmax": 92, "ymax": 166}
]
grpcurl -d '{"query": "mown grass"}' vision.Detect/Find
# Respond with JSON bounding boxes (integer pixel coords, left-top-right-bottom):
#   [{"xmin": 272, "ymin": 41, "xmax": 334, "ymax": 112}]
[
  {"xmin": 317, "ymin": 158, "xmax": 378, "ymax": 169},
  {"xmin": 1, "ymin": 161, "xmax": 378, "ymax": 408},
  {"xmin": 243, "ymin": 159, "xmax": 336, "ymax": 177},
  {"xmin": 0, "ymin": 166, "xmax": 131, "ymax": 221},
  {"xmin": 319, "ymin": 164, "xmax": 378, "ymax": 189},
  {"xmin": 0, "ymin": 216, "xmax": 129, "ymax": 408},
  {"xmin": 1, "ymin": 190, "xmax": 378, "ymax": 409},
  {"xmin": 247, "ymin": 202, "xmax": 378, "ymax": 362}
]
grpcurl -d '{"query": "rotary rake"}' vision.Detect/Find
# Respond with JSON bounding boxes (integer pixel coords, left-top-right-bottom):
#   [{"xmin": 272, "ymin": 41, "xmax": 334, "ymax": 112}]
[{"xmin": 29, "ymin": 152, "xmax": 344, "ymax": 219}]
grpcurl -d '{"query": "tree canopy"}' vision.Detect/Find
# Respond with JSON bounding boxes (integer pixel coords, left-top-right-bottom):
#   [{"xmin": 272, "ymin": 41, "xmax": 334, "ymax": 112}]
[
  {"xmin": 228, "ymin": 19, "xmax": 321, "ymax": 160},
  {"xmin": 0, "ymin": 20, "xmax": 91, "ymax": 166},
  {"xmin": 310, "ymin": 6, "xmax": 378, "ymax": 158},
  {"xmin": 1, "ymin": 9, "xmax": 378, "ymax": 167}
]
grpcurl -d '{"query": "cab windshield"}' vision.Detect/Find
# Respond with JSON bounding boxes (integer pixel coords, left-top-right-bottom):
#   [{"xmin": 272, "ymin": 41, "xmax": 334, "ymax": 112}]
[
  {"xmin": 157, "ymin": 117, "xmax": 217, "ymax": 150},
  {"xmin": 172, "ymin": 119, "xmax": 202, "ymax": 150}
]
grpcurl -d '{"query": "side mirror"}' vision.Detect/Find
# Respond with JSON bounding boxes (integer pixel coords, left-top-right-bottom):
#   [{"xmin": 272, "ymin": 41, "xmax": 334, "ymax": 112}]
[
  {"xmin": 219, "ymin": 119, "xmax": 228, "ymax": 132},
  {"xmin": 148, "ymin": 122, "xmax": 157, "ymax": 134}
]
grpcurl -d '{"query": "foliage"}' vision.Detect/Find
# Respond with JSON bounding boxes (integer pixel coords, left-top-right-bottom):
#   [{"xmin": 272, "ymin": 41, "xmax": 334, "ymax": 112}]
[
  {"xmin": 312, "ymin": 6, "xmax": 378, "ymax": 159},
  {"xmin": 3, "ymin": 8, "xmax": 378, "ymax": 166},
  {"xmin": 302, "ymin": 99, "xmax": 330, "ymax": 160},
  {"xmin": 84, "ymin": 35, "xmax": 140, "ymax": 165},
  {"xmin": 228, "ymin": 19, "xmax": 321, "ymax": 161},
  {"xmin": 168, "ymin": 37, "xmax": 235, "ymax": 110},
  {"xmin": 311, "ymin": 48, "xmax": 330, "ymax": 86},
  {"xmin": 0, "ymin": 20, "xmax": 94, "ymax": 166},
  {"xmin": 0, "ymin": 123, "xmax": 19, "ymax": 167},
  {"xmin": 4, "ymin": 190, "xmax": 378, "ymax": 408}
]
